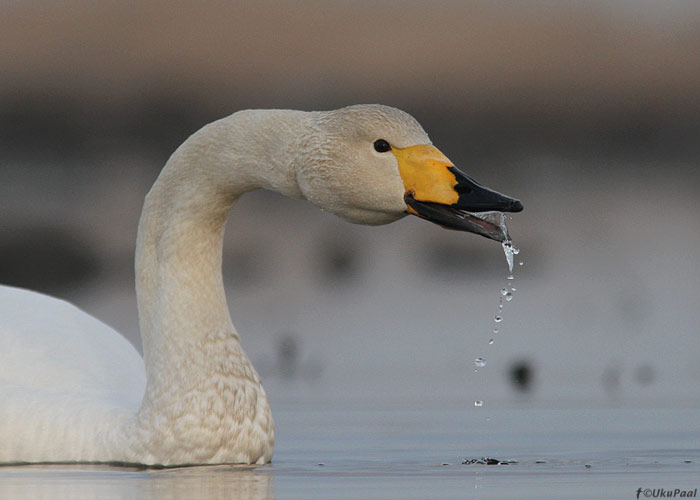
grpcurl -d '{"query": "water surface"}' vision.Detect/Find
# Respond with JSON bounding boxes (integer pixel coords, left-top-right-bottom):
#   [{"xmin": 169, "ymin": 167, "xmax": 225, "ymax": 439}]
[{"xmin": 1, "ymin": 407, "xmax": 698, "ymax": 499}]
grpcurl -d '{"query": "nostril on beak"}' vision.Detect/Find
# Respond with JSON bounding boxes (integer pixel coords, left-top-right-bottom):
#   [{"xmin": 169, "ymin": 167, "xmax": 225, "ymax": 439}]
[{"xmin": 455, "ymin": 184, "xmax": 473, "ymax": 195}]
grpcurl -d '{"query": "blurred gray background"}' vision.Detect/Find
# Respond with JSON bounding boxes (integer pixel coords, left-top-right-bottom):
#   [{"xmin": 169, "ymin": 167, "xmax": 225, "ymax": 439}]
[{"xmin": 2, "ymin": 0, "xmax": 699, "ymax": 409}]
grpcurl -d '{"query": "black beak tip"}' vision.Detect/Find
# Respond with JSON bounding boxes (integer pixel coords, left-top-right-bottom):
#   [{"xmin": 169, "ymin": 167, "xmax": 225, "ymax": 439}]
[{"xmin": 509, "ymin": 199, "xmax": 524, "ymax": 213}]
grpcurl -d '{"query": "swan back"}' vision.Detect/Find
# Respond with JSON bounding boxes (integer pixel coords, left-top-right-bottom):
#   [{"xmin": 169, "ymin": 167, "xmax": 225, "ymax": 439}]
[{"xmin": 0, "ymin": 285, "xmax": 145, "ymax": 406}]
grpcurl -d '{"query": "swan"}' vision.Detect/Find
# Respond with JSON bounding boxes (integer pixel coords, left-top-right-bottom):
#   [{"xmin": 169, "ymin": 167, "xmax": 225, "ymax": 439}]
[{"xmin": 0, "ymin": 104, "xmax": 522, "ymax": 466}]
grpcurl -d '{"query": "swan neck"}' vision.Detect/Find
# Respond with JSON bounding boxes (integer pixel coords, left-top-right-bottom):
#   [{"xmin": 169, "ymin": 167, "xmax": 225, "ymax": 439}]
[{"xmin": 134, "ymin": 111, "xmax": 306, "ymax": 395}]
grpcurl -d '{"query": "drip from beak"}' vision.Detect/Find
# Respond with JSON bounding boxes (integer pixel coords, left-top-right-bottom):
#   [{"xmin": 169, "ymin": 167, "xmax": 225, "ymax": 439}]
[{"xmin": 393, "ymin": 144, "xmax": 523, "ymax": 241}]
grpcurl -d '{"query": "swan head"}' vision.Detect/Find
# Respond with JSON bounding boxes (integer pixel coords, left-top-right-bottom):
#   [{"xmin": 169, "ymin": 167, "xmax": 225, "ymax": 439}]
[{"xmin": 297, "ymin": 104, "xmax": 522, "ymax": 241}]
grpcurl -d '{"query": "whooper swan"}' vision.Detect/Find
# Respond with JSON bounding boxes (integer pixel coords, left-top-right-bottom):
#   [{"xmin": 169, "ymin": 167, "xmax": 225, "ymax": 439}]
[{"xmin": 0, "ymin": 105, "xmax": 522, "ymax": 466}]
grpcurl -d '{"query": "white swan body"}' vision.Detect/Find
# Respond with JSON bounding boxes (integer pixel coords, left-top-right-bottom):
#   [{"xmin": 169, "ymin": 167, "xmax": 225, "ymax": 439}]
[
  {"xmin": 0, "ymin": 105, "xmax": 521, "ymax": 466},
  {"xmin": 0, "ymin": 286, "xmax": 146, "ymax": 461}
]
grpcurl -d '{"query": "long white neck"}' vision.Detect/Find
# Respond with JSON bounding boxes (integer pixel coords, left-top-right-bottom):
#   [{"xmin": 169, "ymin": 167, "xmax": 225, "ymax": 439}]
[{"xmin": 129, "ymin": 110, "xmax": 309, "ymax": 464}]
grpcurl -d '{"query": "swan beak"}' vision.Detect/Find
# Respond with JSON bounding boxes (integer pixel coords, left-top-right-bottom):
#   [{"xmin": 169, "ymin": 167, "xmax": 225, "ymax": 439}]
[{"xmin": 393, "ymin": 144, "xmax": 523, "ymax": 242}]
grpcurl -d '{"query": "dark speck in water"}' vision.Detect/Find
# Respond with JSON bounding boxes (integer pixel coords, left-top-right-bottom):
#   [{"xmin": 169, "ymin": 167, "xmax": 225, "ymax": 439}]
[
  {"xmin": 461, "ymin": 457, "xmax": 516, "ymax": 465},
  {"xmin": 635, "ymin": 363, "xmax": 655, "ymax": 385},
  {"xmin": 278, "ymin": 334, "xmax": 299, "ymax": 379},
  {"xmin": 509, "ymin": 359, "xmax": 535, "ymax": 392}
]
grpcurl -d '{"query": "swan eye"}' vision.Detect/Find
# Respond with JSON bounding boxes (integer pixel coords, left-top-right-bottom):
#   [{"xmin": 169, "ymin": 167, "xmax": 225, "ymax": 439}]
[{"xmin": 373, "ymin": 139, "xmax": 391, "ymax": 153}]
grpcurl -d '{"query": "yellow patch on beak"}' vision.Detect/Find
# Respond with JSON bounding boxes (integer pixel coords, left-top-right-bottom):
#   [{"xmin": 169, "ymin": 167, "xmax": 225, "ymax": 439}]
[{"xmin": 391, "ymin": 144, "xmax": 459, "ymax": 206}]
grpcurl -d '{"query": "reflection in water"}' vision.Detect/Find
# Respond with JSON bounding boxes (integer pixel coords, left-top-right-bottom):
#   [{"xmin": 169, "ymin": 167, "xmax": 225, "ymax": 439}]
[{"xmin": 0, "ymin": 464, "xmax": 274, "ymax": 500}]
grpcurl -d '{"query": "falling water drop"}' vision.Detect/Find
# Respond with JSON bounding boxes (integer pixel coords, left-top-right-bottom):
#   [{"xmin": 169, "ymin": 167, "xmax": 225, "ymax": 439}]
[
  {"xmin": 501, "ymin": 240, "xmax": 519, "ymax": 274},
  {"xmin": 473, "ymin": 216, "xmax": 520, "ymax": 417}
]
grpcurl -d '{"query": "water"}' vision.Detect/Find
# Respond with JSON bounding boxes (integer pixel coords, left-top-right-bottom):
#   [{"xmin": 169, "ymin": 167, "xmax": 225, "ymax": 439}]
[
  {"xmin": 4, "ymin": 211, "xmax": 696, "ymax": 499},
  {"xmin": 501, "ymin": 240, "xmax": 519, "ymax": 276},
  {"xmin": 499, "ymin": 210, "xmax": 519, "ymax": 271},
  {"xmin": 1, "ymin": 408, "xmax": 698, "ymax": 500},
  {"xmin": 474, "ymin": 219, "xmax": 521, "ymax": 411}
]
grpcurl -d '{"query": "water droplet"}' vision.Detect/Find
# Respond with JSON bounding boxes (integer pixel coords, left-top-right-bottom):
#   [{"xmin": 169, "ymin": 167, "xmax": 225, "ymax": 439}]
[
  {"xmin": 486, "ymin": 416, "xmax": 491, "ymax": 422},
  {"xmin": 488, "ymin": 339, "xmax": 494, "ymax": 345},
  {"xmin": 493, "ymin": 328, "xmax": 499, "ymax": 334},
  {"xmin": 500, "ymin": 288, "xmax": 508, "ymax": 296},
  {"xmin": 507, "ymin": 274, "xmax": 514, "ymax": 280},
  {"xmin": 474, "ymin": 357, "xmax": 486, "ymax": 367},
  {"xmin": 474, "ymin": 400, "xmax": 483, "ymax": 407},
  {"xmin": 501, "ymin": 241, "xmax": 515, "ymax": 273},
  {"xmin": 510, "ymin": 287, "xmax": 517, "ymax": 292},
  {"xmin": 494, "ymin": 315, "xmax": 503, "ymax": 323},
  {"xmin": 518, "ymin": 261, "xmax": 524, "ymax": 266},
  {"xmin": 505, "ymin": 292, "xmax": 513, "ymax": 301}
]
